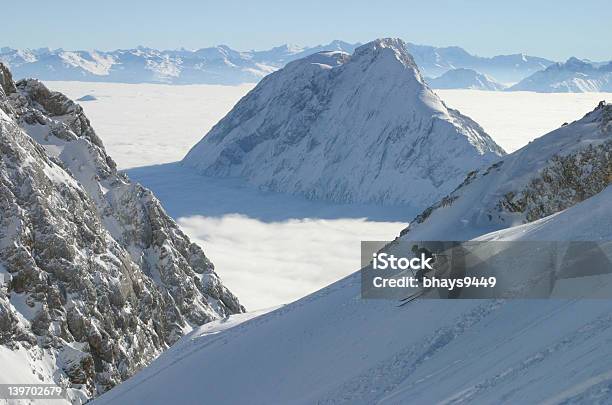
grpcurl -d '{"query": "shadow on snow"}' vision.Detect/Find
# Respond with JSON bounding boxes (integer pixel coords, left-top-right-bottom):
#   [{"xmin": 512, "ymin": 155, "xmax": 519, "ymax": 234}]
[{"xmin": 125, "ymin": 162, "xmax": 417, "ymax": 223}]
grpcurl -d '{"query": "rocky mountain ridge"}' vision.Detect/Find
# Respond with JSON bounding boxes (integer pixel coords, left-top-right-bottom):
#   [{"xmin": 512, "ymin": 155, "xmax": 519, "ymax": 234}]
[{"xmin": 0, "ymin": 63, "xmax": 243, "ymax": 403}]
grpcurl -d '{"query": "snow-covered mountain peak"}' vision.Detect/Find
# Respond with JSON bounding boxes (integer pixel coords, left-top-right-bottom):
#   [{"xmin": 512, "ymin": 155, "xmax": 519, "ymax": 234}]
[
  {"xmin": 563, "ymin": 56, "xmax": 593, "ymax": 71},
  {"xmin": 286, "ymin": 38, "xmax": 417, "ymax": 73},
  {"xmin": 275, "ymin": 43, "xmax": 304, "ymax": 54},
  {"xmin": 286, "ymin": 50, "xmax": 349, "ymax": 70},
  {"xmin": 352, "ymin": 38, "xmax": 419, "ymax": 70},
  {"xmin": 183, "ymin": 38, "xmax": 504, "ymax": 207},
  {"xmin": 600, "ymin": 62, "xmax": 612, "ymax": 72}
]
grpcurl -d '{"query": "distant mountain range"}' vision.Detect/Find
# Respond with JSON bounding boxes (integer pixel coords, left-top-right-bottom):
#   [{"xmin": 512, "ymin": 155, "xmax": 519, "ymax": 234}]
[
  {"xmin": 3, "ymin": 42, "xmax": 608, "ymax": 92},
  {"xmin": 427, "ymin": 68, "xmax": 506, "ymax": 90},
  {"xmin": 509, "ymin": 57, "xmax": 612, "ymax": 92},
  {"xmin": 406, "ymin": 44, "xmax": 554, "ymax": 83},
  {"xmin": 0, "ymin": 41, "xmax": 357, "ymax": 85},
  {"xmin": 1, "ymin": 41, "xmax": 556, "ymax": 86}
]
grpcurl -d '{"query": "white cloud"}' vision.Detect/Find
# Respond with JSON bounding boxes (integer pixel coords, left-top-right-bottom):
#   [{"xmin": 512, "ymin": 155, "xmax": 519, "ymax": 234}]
[{"xmin": 178, "ymin": 214, "xmax": 405, "ymax": 309}]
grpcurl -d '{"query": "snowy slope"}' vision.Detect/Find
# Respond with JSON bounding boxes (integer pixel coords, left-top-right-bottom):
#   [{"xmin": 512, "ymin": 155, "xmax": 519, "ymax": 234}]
[
  {"xmin": 428, "ymin": 68, "xmax": 506, "ymax": 90},
  {"xmin": 95, "ymin": 203, "xmax": 612, "ymax": 405},
  {"xmin": 183, "ymin": 38, "xmax": 505, "ymax": 208},
  {"xmin": 401, "ymin": 101, "xmax": 612, "ymax": 241},
  {"xmin": 510, "ymin": 58, "xmax": 612, "ymax": 93}
]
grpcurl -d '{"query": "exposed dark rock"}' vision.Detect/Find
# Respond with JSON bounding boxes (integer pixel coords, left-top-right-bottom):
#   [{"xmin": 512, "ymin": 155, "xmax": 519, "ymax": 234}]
[{"xmin": 0, "ymin": 62, "xmax": 244, "ymax": 402}]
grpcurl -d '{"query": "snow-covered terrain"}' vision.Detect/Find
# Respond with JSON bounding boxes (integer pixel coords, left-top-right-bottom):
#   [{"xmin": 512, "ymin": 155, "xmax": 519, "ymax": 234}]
[
  {"xmin": 94, "ymin": 102, "xmax": 612, "ymax": 405},
  {"xmin": 428, "ymin": 68, "xmax": 506, "ymax": 91},
  {"xmin": 95, "ymin": 291, "xmax": 612, "ymax": 404},
  {"xmin": 478, "ymin": 185, "xmax": 612, "ymax": 242},
  {"xmin": 1, "ymin": 41, "xmax": 553, "ymax": 86},
  {"xmin": 4, "ymin": 32, "xmax": 612, "ymax": 405},
  {"xmin": 95, "ymin": 177, "xmax": 612, "ymax": 403},
  {"xmin": 183, "ymin": 38, "xmax": 505, "ymax": 207},
  {"xmin": 510, "ymin": 57, "xmax": 612, "ymax": 92}
]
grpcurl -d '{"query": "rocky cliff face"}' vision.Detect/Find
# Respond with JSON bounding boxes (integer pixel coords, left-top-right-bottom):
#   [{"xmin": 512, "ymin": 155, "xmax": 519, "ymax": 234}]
[
  {"xmin": 0, "ymin": 63, "xmax": 243, "ymax": 402},
  {"xmin": 183, "ymin": 38, "xmax": 505, "ymax": 208}
]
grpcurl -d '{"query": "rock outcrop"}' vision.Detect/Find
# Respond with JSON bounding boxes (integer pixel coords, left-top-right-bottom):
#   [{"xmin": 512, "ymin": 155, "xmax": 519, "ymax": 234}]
[{"xmin": 0, "ymin": 63, "xmax": 243, "ymax": 402}]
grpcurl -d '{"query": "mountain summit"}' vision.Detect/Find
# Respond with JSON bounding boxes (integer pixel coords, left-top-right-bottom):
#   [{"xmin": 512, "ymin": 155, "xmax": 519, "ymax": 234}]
[{"xmin": 183, "ymin": 38, "xmax": 505, "ymax": 207}]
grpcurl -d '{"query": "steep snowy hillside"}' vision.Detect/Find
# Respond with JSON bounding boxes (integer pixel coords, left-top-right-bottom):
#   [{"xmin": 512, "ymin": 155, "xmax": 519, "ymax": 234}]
[
  {"xmin": 428, "ymin": 68, "xmax": 506, "ymax": 90},
  {"xmin": 95, "ymin": 187, "xmax": 612, "ymax": 404},
  {"xmin": 510, "ymin": 57, "xmax": 612, "ymax": 92},
  {"xmin": 401, "ymin": 101, "xmax": 612, "ymax": 241},
  {"xmin": 0, "ymin": 63, "xmax": 243, "ymax": 403},
  {"xmin": 183, "ymin": 38, "xmax": 505, "ymax": 208}
]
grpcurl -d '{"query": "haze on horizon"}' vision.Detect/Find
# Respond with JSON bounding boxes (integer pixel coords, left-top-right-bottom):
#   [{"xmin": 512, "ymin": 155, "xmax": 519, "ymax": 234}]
[{"xmin": 2, "ymin": 0, "xmax": 611, "ymax": 62}]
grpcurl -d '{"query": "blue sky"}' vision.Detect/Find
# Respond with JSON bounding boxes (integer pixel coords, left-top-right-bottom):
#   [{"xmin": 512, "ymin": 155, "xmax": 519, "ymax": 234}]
[{"xmin": 2, "ymin": 0, "xmax": 610, "ymax": 61}]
